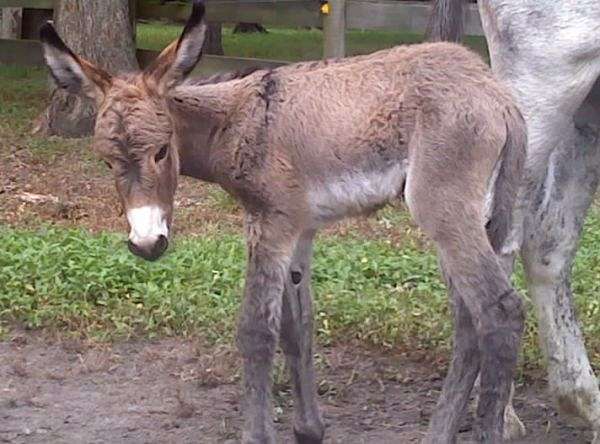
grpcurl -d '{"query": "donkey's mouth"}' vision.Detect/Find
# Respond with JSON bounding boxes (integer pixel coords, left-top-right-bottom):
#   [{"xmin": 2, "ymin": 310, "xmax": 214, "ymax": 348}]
[{"xmin": 128, "ymin": 235, "xmax": 169, "ymax": 261}]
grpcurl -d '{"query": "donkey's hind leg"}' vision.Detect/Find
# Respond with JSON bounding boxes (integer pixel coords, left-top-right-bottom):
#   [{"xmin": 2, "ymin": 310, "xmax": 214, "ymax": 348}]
[
  {"xmin": 279, "ymin": 230, "xmax": 325, "ymax": 444},
  {"xmin": 405, "ymin": 139, "xmax": 524, "ymax": 442},
  {"xmin": 408, "ymin": 208, "xmax": 524, "ymax": 442},
  {"xmin": 437, "ymin": 231, "xmax": 523, "ymax": 443},
  {"xmin": 425, "ymin": 273, "xmax": 480, "ymax": 444}
]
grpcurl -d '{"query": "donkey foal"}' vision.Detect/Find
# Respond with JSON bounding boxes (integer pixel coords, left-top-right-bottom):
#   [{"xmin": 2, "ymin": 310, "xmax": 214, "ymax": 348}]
[{"xmin": 40, "ymin": 1, "xmax": 526, "ymax": 442}]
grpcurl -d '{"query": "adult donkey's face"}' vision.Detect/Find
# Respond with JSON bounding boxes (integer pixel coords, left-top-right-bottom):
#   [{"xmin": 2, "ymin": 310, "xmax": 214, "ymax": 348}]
[{"xmin": 40, "ymin": 2, "xmax": 208, "ymax": 260}]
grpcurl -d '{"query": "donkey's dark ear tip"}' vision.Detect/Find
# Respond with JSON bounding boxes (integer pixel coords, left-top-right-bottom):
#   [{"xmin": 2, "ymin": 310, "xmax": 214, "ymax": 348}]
[
  {"xmin": 39, "ymin": 22, "xmax": 57, "ymax": 42},
  {"xmin": 39, "ymin": 21, "xmax": 68, "ymax": 52},
  {"xmin": 189, "ymin": 0, "xmax": 207, "ymax": 25},
  {"xmin": 179, "ymin": 0, "xmax": 206, "ymax": 43}
]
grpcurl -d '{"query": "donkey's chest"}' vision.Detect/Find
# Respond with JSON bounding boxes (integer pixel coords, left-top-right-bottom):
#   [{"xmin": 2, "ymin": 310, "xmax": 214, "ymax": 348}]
[{"xmin": 308, "ymin": 162, "xmax": 408, "ymax": 225}]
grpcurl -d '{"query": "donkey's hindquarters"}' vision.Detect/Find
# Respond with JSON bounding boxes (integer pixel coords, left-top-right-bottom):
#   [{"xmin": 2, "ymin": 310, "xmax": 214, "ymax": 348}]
[{"xmin": 406, "ymin": 103, "xmax": 527, "ymax": 442}]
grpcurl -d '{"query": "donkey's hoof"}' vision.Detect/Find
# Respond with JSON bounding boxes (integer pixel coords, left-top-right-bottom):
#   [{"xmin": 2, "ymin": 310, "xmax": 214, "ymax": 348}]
[
  {"xmin": 503, "ymin": 403, "xmax": 526, "ymax": 440},
  {"xmin": 293, "ymin": 426, "xmax": 324, "ymax": 444}
]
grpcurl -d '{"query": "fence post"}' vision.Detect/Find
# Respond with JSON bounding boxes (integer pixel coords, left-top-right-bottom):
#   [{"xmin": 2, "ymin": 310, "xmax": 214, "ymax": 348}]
[
  {"xmin": 1, "ymin": 7, "xmax": 23, "ymax": 39},
  {"xmin": 323, "ymin": 0, "xmax": 346, "ymax": 59}
]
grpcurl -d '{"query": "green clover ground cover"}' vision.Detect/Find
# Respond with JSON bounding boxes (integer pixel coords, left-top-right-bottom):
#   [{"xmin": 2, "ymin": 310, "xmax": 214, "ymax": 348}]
[
  {"xmin": 2, "ymin": 211, "xmax": 600, "ymax": 369},
  {"xmin": 0, "ymin": 226, "xmax": 447, "ymax": 347}
]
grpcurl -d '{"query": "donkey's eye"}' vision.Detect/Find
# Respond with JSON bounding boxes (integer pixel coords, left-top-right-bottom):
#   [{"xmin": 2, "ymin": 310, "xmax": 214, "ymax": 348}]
[
  {"xmin": 155, "ymin": 145, "xmax": 168, "ymax": 163},
  {"xmin": 104, "ymin": 161, "xmax": 112, "ymax": 170}
]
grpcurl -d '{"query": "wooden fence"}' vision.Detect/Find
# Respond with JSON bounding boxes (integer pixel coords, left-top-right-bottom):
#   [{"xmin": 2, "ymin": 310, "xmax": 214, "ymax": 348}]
[{"xmin": 0, "ymin": 0, "xmax": 483, "ymax": 74}]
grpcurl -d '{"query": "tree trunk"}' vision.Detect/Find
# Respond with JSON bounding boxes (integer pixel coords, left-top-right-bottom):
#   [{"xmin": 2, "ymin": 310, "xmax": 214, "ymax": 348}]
[
  {"xmin": 34, "ymin": 0, "xmax": 138, "ymax": 138},
  {"xmin": 204, "ymin": 22, "xmax": 223, "ymax": 55},
  {"xmin": 1, "ymin": 8, "xmax": 22, "ymax": 39}
]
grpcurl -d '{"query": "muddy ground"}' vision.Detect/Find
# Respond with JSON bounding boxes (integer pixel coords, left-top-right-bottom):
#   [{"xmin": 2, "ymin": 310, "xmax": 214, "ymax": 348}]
[{"xmin": 0, "ymin": 333, "xmax": 594, "ymax": 444}]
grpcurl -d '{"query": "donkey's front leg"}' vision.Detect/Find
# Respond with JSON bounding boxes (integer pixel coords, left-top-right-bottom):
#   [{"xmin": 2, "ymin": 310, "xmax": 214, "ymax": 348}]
[
  {"xmin": 280, "ymin": 230, "xmax": 325, "ymax": 444},
  {"xmin": 237, "ymin": 226, "xmax": 296, "ymax": 444}
]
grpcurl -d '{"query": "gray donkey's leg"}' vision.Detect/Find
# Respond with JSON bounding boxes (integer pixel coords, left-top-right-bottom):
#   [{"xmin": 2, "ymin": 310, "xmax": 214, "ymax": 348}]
[
  {"xmin": 279, "ymin": 230, "xmax": 325, "ymax": 443},
  {"xmin": 425, "ymin": 268, "xmax": 480, "ymax": 443},
  {"xmin": 480, "ymin": 2, "xmax": 600, "ymax": 436},
  {"xmin": 520, "ymin": 119, "xmax": 600, "ymax": 436},
  {"xmin": 237, "ymin": 217, "xmax": 297, "ymax": 444}
]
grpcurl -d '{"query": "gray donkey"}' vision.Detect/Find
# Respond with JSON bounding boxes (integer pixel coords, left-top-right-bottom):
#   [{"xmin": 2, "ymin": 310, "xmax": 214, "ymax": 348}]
[
  {"xmin": 429, "ymin": 0, "xmax": 600, "ymax": 441},
  {"xmin": 40, "ymin": 1, "xmax": 526, "ymax": 442}
]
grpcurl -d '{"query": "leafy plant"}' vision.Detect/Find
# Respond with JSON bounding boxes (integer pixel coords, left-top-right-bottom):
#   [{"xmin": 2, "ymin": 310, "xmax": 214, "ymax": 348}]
[{"xmin": 2, "ymin": 208, "xmax": 600, "ymax": 370}]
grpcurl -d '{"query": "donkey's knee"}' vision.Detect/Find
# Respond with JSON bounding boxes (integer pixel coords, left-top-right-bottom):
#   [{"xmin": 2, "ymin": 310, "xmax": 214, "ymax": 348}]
[
  {"xmin": 237, "ymin": 254, "xmax": 288, "ymax": 359},
  {"xmin": 237, "ymin": 315, "xmax": 281, "ymax": 361},
  {"xmin": 237, "ymin": 299, "xmax": 283, "ymax": 363}
]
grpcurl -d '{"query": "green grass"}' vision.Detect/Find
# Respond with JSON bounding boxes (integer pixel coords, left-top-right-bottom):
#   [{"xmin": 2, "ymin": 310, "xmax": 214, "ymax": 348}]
[
  {"xmin": 0, "ymin": 65, "xmax": 93, "ymax": 164},
  {"xmin": 0, "ymin": 65, "xmax": 47, "ymax": 132},
  {"xmin": 137, "ymin": 23, "xmax": 489, "ymax": 62},
  {"xmin": 3, "ymin": 209, "xmax": 600, "ymax": 370},
  {"xmin": 0, "ymin": 225, "xmax": 448, "ymax": 347}
]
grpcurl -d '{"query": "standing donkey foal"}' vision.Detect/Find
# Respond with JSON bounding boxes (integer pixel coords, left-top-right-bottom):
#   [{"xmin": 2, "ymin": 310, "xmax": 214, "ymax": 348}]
[{"xmin": 40, "ymin": 1, "xmax": 526, "ymax": 442}]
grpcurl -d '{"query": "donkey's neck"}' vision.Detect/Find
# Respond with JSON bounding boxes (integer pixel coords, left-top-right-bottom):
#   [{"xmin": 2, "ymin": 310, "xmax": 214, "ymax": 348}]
[{"xmin": 169, "ymin": 82, "xmax": 240, "ymax": 182}]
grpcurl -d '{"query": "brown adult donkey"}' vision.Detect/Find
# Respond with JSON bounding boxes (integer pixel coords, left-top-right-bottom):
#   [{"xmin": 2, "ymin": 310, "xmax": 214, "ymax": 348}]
[{"xmin": 40, "ymin": 1, "xmax": 526, "ymax": 442}]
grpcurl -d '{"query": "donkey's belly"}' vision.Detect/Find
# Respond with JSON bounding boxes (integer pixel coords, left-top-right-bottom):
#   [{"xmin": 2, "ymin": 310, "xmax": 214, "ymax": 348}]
[{"xmin": 307, "ymin": 161, "xmax": 408, "ymax": 226}]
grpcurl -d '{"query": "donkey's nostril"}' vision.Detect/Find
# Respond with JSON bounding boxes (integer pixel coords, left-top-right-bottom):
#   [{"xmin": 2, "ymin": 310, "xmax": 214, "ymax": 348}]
[
  {"xmin": 128, "ymin": 240, "xmax": 142, "ymax": 257},
  {"xmin": 153, "ymin": 235, "xmax": 169, "ymax": 258},
  {"xmin": 156, "ymin": 235, "xmax": 168, "ymax": 250}
]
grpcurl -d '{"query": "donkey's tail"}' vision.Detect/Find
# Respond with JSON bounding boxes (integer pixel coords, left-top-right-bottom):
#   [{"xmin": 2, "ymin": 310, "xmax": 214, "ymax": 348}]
[
  {"xmin": 486, "ymin": 106, "xmax": 527, "ymax": 256},
  {"xmin": 426, "ymin": 0, "xmax": 465, "ymax": 42}
]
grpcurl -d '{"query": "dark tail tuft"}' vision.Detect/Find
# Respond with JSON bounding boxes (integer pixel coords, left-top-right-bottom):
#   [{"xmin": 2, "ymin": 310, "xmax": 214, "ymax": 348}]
[{"xmin": 487, "ymin": 106, "xmax": 527, "ymax": 254}]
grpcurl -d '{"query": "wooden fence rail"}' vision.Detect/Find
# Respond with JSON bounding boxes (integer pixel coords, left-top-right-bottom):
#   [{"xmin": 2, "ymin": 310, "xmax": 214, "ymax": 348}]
[{"xmin": 0, "ymin": 0, "xmax": 483, "ymax": 73}]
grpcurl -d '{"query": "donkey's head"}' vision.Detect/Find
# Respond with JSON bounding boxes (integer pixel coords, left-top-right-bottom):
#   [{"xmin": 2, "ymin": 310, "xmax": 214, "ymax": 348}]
[{"xmin": 40, "ymin": 1, "xmax": 208, "ymax": 261}]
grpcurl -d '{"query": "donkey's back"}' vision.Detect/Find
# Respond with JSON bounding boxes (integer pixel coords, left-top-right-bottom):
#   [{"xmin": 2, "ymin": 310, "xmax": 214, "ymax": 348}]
[
  {"xmin": 247, "ymin": 42, "xmax": 525, "ymax": 233},
  {"xmin": 271, "ymin": 42, "xmax": 510, "ymax": 148}
]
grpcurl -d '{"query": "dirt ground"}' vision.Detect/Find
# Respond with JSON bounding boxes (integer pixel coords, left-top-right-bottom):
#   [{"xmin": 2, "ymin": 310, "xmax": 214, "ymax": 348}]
[{"xmin": 0, "ymin": 333, "xmax": 594, "ymax": 444}]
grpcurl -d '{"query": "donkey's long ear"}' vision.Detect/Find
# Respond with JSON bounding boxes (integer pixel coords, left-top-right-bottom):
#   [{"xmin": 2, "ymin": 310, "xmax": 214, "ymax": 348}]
[
  {"xmin": 144, "ymin": 0, "xmax": 207, "ymax": 88},
  {"xmin": 39, "ymin": 23, "xmax": 112, "ymax": 102}
]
